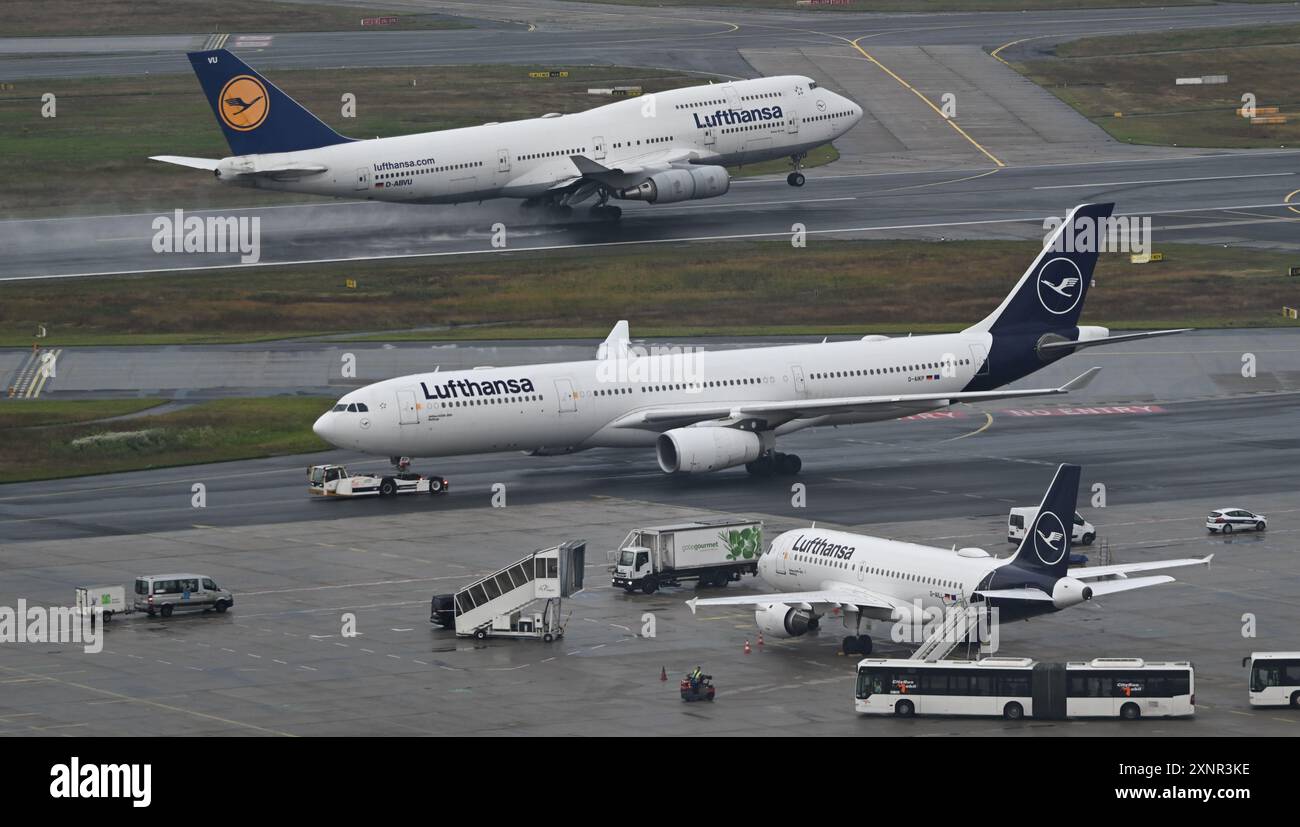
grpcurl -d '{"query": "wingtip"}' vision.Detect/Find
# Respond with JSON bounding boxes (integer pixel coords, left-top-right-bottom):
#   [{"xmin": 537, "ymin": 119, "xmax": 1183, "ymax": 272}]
[
  {"xmin": 1060, "ymin": 366, "xmax": 1103, "ymax": 391},
  {"xmin": 685, "ymin": 597, "xmax": 698, "ymax": 615}
]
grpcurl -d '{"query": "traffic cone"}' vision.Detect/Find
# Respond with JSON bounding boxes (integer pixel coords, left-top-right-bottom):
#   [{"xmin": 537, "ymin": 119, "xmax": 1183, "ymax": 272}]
[
  {"xmin": 743, "ymin": 639, "xmax": 752, "ymax": 655},
  {"xmin": 757, "ymin": 632, "xmax": 764, "ymax": 649},
  {"xmin": 660, "ymin": 666, "xmax": 667, "ymax": 682}
]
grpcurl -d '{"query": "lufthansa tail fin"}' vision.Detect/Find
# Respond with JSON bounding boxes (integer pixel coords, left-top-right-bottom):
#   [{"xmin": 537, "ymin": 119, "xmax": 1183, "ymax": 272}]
[
  {"xmin": 187, "ymin": 49, "xmax": 352, "ymax": 156},
  {"xmin": 966, "ymin": 203, "xmax": 1114, "ymax": 336},
  {"xmin": 1008, "ymin": 464, "xmax": 1081, "ymax": 579}
]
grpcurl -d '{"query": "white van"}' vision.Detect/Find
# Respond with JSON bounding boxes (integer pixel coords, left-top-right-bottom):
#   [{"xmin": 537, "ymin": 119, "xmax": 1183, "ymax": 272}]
[
  {"xmin": 132, "ymin": 573, "xmax": 234, "ymax": 618},
  {"xmin": 1008, "ymin": 507, "xmax": 1095, "ymax": 546}
]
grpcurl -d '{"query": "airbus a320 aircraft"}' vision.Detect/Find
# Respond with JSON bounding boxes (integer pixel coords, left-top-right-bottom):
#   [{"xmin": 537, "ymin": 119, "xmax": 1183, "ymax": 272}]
[
  {"xmin": 687, "ymin": 464, "xmax": 1212, "ymax": 655},
  {"xmin": 152, "ymin": 49, "xmax": 863, "ymax": 218},
  {"xmin": 312, "ymin": 202, "xmax": 1187, "ymax": 477}
]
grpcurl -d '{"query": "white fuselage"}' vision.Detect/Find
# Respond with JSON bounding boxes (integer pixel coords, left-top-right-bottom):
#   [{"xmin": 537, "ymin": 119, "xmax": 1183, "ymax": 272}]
[
  {"xmin": 313, "ymin": 330, "xmax": 993, "ymax": 459},
  {"xmin": 757, "ymin": 528, "xmax": 1011, "ymax": 617},
  {"xmin": 219, "ymin": 75, "xmax": 860, "ymax": 203}
]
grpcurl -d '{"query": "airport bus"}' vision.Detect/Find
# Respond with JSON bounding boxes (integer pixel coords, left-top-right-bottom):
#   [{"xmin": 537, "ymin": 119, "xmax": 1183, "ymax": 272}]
[
  {"xmin": 856, "ymin": 657, "xmax": 1195, "ymax": 720},
  {"xmin": 1243, "ymin": 652, "xmax": 1300, "ymax": 708}
]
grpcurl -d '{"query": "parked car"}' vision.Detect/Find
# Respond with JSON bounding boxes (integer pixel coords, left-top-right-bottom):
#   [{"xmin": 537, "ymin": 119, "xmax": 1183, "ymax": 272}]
[{"xmin": 1206, "ymin": 508, "xmax": 1266, "ymax": 534}]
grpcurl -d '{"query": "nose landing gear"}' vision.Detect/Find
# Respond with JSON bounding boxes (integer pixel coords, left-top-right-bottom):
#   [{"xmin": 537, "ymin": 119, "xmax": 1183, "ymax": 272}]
[{"xmin": 786, "ymin": 152, "xmax": 807, "ymax": 187}]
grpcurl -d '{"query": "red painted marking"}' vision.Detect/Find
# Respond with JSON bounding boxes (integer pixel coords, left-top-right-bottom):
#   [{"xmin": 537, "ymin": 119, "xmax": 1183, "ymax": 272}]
[{"xmin": 999, "ymin": 405, "xmax": 1166, "ymax": 417}]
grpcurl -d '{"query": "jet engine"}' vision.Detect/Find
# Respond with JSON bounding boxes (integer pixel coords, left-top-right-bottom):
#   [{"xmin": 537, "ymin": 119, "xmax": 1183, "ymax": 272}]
[
  {"xmin": 755, "ymin": 603, "xmax": 814, "ymax": 638},
  {"xmin": 656, "ymin": 427, "xmax": 762, "ymax": 474},
  {"xmin": 616, "ymin": 166, "xmax": 729, "ymax": 204},
  {"xmin": 1051, "ymin": 576, "xmax": 1093, "ymax": 609}
]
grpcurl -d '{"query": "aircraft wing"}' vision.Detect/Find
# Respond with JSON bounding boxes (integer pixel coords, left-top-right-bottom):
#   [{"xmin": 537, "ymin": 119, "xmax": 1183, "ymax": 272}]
[
  {"xmin": 687, "ymin": 585, "xmax": 903, "ymax": 615},
  {"xmin": 612, "ymin": 368, "xmax": 1101, "ymax": 431},
  {"xmin": 569, "ymin": 149, "xmax": 700, "ymax": 186},
  {"xmin": 1068, "ymin": 554, "xmax": 1212, "ymax": 580}
]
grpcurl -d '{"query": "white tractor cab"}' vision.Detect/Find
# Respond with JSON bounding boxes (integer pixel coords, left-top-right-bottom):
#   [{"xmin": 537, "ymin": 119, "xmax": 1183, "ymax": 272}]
[
  {"xmin": 307, "ymin": 462, "xmax": 448, "ymax": 499},
  {"xmin": 132, "ymin": 574, "xmax": 233, "ymax": 618},
  {"xmin": 1008, "ymin": 507, "xmax": 1095, "ymax": 547}
]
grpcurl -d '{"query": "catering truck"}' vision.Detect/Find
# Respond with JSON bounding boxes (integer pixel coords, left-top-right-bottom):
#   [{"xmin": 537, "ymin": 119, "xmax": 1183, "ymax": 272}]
[{"xmin": 611, "ymin": 518, "xmax": 763, "ymax": 594}]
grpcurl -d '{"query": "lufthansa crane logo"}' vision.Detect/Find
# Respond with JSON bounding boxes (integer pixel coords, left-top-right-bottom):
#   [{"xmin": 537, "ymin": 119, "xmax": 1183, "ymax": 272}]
[
  {"xmin": 218, "ymin": 75, "xmax": 269, "ymax": 131},
  {"xmin": 1035, "ymin": 257, "xmax": 1083, "ymax": 316},
  {"xmin": 1032, "ymin": 510, "xmax": 1068, "ymax": 566}
]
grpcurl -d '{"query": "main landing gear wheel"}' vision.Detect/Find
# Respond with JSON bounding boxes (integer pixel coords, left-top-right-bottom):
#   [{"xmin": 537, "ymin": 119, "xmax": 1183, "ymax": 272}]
[
  {"xmin": 589, "ymin": 204, "xmax": 622, "ymax": 220},
  {"xmin": 787, "ymin": 151, "xmax": 807, "ymax": 187},
  {"xmin": 745, "ymin": 452, "xmax": 801, "ymax": 476}
]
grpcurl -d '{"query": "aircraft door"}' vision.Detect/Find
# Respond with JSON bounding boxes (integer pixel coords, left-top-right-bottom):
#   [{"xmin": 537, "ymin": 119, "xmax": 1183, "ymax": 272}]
[
  {"xmin": 969, "ymin": 343, "xmax": 990, "ymax": 377},
  {"xmin": 555, "ymin": 378, "xmax": 577, "ymax": 413},
  {"xmin": 791, "ymin": 365, "xmax": 807, "ymax": 396},
  {"xmin": 787, "ymin": 114, "xmax": 800, "ymax": 134},
  {"xmin": 775, "ymin": 548, "xmax": 787, "ymax": 575},
  {"xmin": 354, "ymin": 168, "xmax": 370, "ymax": 191},
  {"xmin": 396, "ymin": 390, "xmax": 419, "ymax": 425},
  {"xmin": 592, "ymin": 136, "xmax": 606, "ymax": 160},
  {"xmin": 497, "ymin": 148, "xmax": 510, "ymax": 174},
  {"xmin": 703, "ymin": 127, "xmax": 716, "ymax": 146}
]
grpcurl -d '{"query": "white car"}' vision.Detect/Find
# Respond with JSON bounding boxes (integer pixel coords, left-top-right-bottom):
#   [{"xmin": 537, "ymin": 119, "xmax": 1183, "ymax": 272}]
[{"xmin": 1206, "ymin": 508, "xmax": 1267, "ymax": 534}]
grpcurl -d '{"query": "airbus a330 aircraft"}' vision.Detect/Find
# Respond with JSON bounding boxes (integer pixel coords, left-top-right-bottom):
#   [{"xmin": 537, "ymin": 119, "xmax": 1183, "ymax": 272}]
[
  {"xmin": 312, "ymin": 202, "xmax": 1186, "ymax": 476},
  {"xmin": 152, "ymin": 49, "xmax": 863, "ymax": 218},
  {"xmin": 687, "ymin": 464, "xmax": 1212, "ymax": 655}
]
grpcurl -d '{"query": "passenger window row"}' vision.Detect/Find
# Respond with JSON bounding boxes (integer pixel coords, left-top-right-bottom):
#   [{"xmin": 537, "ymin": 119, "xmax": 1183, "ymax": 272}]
[{"xmin": 811, "ymin": 358, "xmax": 971, "ymax": 380}]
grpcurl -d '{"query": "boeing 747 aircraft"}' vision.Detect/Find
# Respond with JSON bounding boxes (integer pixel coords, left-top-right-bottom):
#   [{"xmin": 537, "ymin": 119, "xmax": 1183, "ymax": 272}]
[
  {"xmin": 312, "ymin": 202, "xmax": 1188, "ymax": 477},
  {"xmin": 152, "ymin": 49, "xmax": 863, "ymax": 218},
  {"xmin": 687, "ymin": 464, "xmax": 1212, "ymax": 656}
]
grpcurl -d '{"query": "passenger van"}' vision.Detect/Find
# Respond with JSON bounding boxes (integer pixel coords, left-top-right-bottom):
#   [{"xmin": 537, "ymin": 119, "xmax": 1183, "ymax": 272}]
[
  {"xmin": 1008, "ymin": 507, "xmax": 1095, "ymax": 546},
  {"xmin": 133, "ymin": 574, "xmax": 234, "ymax": 618}
]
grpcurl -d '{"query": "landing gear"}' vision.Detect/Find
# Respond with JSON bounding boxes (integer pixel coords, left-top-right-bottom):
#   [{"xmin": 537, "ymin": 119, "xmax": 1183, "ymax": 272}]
[
  {"xmin": 744, "ymin": 451, "xmax": 802, "ymax": 476},
  {"xmin": 589, "ymin": 204, "xmax": 622, "ymax": 221},
  {"xmin": 841, "ymin": 635, "xmax": 874, "ymax": 656},
  {"xmin": 787, "ymin": 152, "xmax": 807, "ymax": 187}
]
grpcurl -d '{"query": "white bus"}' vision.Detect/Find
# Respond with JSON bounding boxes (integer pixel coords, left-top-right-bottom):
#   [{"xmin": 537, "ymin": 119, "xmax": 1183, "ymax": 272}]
[
  {"xmin": 856, "ymin": 657, "xmax": 1195, "ymax": 720},
  {"xmin": 1243, "ymin": 652, "xmax": 1300, "ymax": 708}
]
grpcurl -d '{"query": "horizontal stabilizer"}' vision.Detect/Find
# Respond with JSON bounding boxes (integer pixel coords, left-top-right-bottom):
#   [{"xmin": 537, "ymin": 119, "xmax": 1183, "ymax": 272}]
[
  {"xmin": 1070, "ymin": 554, "xmax": 1212, "ymax": 580},
  {"xmin": 150, "ymin": 155, "xmax": 219, "ymax": 171},
  {"xmin": 1086, "ymin": 575, "xmax": 1175, "ymax": 596},
  {"xmin": 1038, "ymin": 329, "xmax": 1192, "ymax": 354},
  {"xmin": 973, "ymin": 587, "xmax": 1054, "ymax": 602}
]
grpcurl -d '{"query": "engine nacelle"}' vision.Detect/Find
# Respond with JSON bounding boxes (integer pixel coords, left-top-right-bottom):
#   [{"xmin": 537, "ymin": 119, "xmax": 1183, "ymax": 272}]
[
  {"xmin": 656, "ymin": 427, "xmax": 762, "ymax": 474},
  {"xmin": 755, "ymin": 603, "xmax": 813, "ymax": 638},
  {"xmin": 1051, "ymin": 576, "xmax": 1093, "ymax": 609},
  {"xmin": 617, "ymin": 166, "xmax": 730, "ymax": 204}
]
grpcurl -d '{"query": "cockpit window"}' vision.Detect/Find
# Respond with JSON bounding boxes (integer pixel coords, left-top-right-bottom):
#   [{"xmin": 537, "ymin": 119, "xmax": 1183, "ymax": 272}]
[
  {"xmin": 356, "ymin": 403, "xmax": 368, "ymax": 412},
  {"xmin": 808, "ymin": 81, "xmax": 818, "ymax": 89},
  {"xmin": 346, "ymin": 403, "xmax": 357, "ymax": 412},
  {"xmin": 331, "ymin": 404, "xmax": 346, "ymax": 412}
]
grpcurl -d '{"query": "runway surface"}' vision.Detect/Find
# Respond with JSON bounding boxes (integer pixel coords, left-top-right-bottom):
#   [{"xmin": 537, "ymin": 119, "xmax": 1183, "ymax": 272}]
[{"xmin": 4, "ymin": 150, "xmax": 1299, "ymax": 281}]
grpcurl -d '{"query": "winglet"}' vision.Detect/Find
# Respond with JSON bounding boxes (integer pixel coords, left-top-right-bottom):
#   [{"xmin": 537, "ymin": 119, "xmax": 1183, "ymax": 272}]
[
  {"xmin": 1059, "ymin": 366, "xmax": 1102, "ymax": 392},
  {"xmin": 685, "ymin": 597, "xmax": 698, "ymax": 616},
  {"xmin": 1202, "ymin": 553, "xmax": 1215, "ymax": 567},
  {"xmin": 598, "ymin": 320, "xmax": 630, "ymax": 359}
]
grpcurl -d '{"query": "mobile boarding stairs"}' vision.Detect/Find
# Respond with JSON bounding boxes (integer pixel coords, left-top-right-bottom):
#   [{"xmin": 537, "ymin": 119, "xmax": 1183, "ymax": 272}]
[{"xmin": 432, "ymin": 540, "xmax": 585, "ymax": 641}]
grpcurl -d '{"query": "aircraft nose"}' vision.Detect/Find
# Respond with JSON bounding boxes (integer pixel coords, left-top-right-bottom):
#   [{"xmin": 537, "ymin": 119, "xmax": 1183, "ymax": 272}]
[{"xmin": 312, "ymin": 412, "xmax": 335, "ymax": 444}]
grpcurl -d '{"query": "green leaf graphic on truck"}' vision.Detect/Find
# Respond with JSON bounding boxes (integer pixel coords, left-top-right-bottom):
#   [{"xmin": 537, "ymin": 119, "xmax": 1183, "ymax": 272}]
[{"xmin": 720, "ymin": 526, "xmax": 762, "ymax": 560}]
